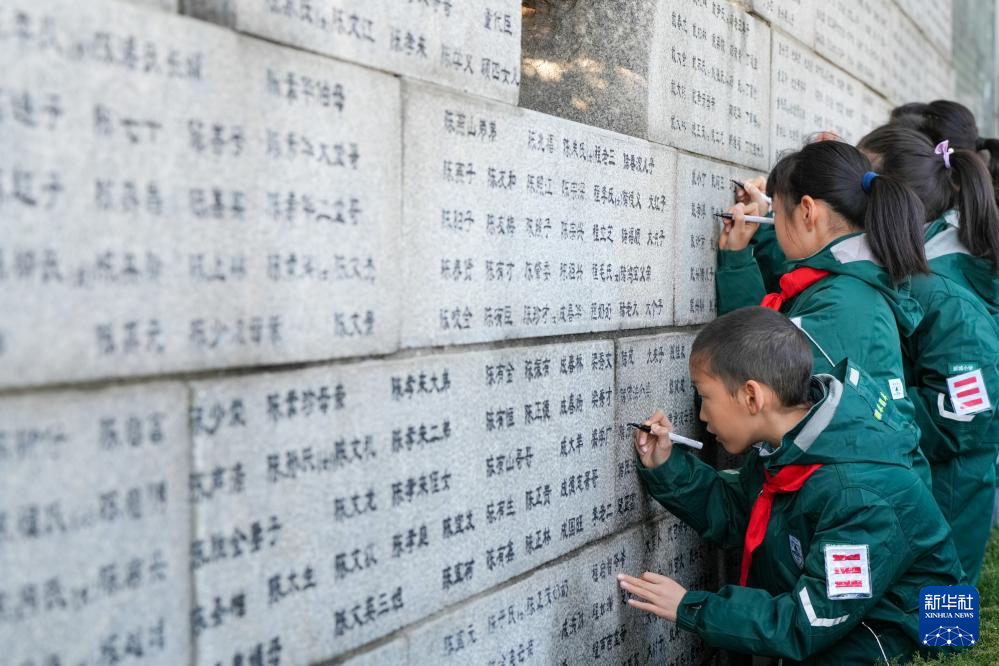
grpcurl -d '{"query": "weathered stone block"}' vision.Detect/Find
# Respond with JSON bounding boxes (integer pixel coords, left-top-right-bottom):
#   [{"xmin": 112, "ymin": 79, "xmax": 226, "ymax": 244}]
[
  {"xmin": 190, "ymin": 339, "xmax": 617, "ymax": 662},
  {"xmin": 402, "ymin": 81, "xmax": 676, "ymax": 348},
  {"xmin": 0, "ymin": 0, "xmax": 402, "ymax": 388},
  {"xmin": 522, "ymin": 1, "xmax": 771, "ymax": 170},
  {"xmin": 406, "ymin": 519, "xmax": 714, "ymax": 665},
  {"xmin": 613, "ymin": 331, "xmax": 704, "ymax": 530},
  {"xmin": 0, "ymin": 383, "xmax": 192, "ymax": 666},
  {"xmin": 185, "ymin": 0, "xmax": 522, "ymax": 104},
  {"xmin": 672, "ymin": 153, "xmax": 757, "ymax": 324}
]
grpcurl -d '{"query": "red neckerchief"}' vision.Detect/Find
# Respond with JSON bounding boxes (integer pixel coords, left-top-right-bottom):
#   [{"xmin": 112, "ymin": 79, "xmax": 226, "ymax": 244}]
[
  {"xmin": 760, "ymin": 267, "xmax": 832, "ymax": 310},
  {"xmin": 739, "ymin": 463, "xmax": 823, "ymax": 586}
]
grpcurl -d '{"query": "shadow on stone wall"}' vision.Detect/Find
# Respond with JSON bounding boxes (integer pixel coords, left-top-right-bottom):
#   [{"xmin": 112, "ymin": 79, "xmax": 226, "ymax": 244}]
[{"xmin": 521, "ymin": 0, "xmax": 657, "ymax": 139}]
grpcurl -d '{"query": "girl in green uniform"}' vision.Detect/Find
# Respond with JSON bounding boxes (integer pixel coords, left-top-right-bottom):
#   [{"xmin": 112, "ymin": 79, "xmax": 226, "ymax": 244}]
[
  {"xmin": 857, "ymin": 124, "xmax": 999, "ymax": 584},
  {"xmin": 890, "ymin": 99, "xmax": 999, "ymax": 203},
  {"xmin": 716, "ymin": 140, "xmax": 932, "ymax": 484}
]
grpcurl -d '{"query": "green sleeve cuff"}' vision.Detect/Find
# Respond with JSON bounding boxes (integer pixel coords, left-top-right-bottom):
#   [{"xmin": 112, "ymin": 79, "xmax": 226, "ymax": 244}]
[
  {"xmin": 749, "ymin": 218, "xmax": 777, "ymax": 243},
  {"xmin": 635, "ymin": 448, "xmax": 696, "ymax": 497},
  {"xmin": 676, "ymin": 590, "xmax": 711, "ymax": 632},
  {"xmin": 717, "ymin": 246, "xmax": 756, "ymax": 269}
]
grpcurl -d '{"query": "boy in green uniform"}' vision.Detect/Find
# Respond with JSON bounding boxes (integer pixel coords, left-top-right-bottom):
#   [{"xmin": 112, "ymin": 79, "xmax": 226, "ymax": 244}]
[{"xmin": 619, "ymin": 307, "xmax": 964, "ymax": 664}]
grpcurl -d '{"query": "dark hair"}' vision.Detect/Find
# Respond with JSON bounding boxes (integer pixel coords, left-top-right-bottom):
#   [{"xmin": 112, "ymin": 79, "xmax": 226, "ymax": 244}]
[
  {"xmin": 691, "ymin": 306, "xmax": 813, "ymax": 406},
  {"xmin": 890, "ymin": 100, "xmax": 979, "ymax": 150},
  {"xmin": 889, "ymin": 99, "xmax": 999, "ymax": 204},
  {"xmin": 859, "ymin": 125, "xmax": 999, "ymax": 269},
  {"xmin": 766, "ymin": 140, "xmax": 930, "ymax": 284}
]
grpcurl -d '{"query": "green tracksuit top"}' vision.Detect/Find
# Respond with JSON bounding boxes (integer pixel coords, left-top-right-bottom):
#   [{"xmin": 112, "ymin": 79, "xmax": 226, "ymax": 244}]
[
  {"xmin": 748, "ymin": 223, "xmax": 785, "ymax": 294},
  {"xmin": 924, "ymin": 211, "xmax": 999, "ymax": 319},
  {"xmin": 716, "ymin": 233, "xmax": 929, "ymax": 485},
  {"xmin": 637, "ymin": 362, "xmax": 964, "ymax": 664},
  {"xmin": 912, "ymin": 211, "xmax": 999, "ymax": 582}
]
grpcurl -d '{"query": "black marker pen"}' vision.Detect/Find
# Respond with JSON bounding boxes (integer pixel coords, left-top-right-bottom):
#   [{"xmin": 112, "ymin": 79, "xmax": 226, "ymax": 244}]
[{"xmin": 626, "ymin": 423, "xmax": 703, "ymax": 449}]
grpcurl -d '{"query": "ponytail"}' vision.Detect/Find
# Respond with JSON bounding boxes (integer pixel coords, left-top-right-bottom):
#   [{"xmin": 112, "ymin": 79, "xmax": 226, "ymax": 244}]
[
  {"xmin": 950, "ymin": 150, "xmax": 999, "ymax": 269},
  {"xmin": 888, "ymin": 100, "xmax": 999, "ymax": 207},
  {"xmin": 859, "ymin": 125, "xmax": 999, "ymax": 271},
  {"xmin": 976, "ymin": 137, "xmax": 999, "ymax": 209},
  {"xmin": 863, "ymin": 174, "xmax": 930, "ymax": 283},
  {"xmin": 768, "ymin": 140, "xmax": 929, "ymax": 284}
]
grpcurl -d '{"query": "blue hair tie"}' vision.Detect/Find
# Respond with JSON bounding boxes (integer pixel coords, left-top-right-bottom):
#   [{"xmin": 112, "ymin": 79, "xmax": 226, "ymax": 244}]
[{"xmin": 861, "ymin": 171, "xmax": 879, "ymax": 194}]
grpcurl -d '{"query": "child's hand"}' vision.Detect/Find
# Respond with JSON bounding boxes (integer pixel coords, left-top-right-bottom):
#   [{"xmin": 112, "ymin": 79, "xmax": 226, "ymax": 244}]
[
  {"xmin": 718, "ymin": 202, "xmax": 761, "ymax": 252},
  {"xmin": 735, "ymin": 175, "xmax": 768, "ymax": 213},
  {"xmin": 634, "ymin": 409, "xmax": 674, "ymax": 468},
  {"xmin": 617, "ymin": 571, "xmax": 688, "ymax": 622}
]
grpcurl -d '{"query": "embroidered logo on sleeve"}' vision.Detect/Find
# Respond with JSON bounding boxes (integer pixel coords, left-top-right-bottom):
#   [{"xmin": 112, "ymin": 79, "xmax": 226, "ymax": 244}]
[
  {"xmin": 789, "ymin": 535, "xmax": 804, "ymax": 569},
  {"xmin": 947, "ymin": 369, "xmax": 992, "ymax": 416},
  {"xmin": 888, "ymin": 378, "xmax": 905, "ymax": 400},
  {"xmin": 824, "ymin": 544, "xmax": 872, "ymax": 599}
]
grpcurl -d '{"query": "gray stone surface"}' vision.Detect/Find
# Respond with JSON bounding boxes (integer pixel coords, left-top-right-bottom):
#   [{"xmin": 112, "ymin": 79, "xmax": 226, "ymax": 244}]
[
  {"xmin": 859, "ymin": 85, "xmax": 891, "ymax": 142},
  {"xmin": 647, "ymin": 2, "xmax": 771, "ymax": 169},
  {"xmin": 751, "ymin": 0, "xmax": 815, "ymax": 49},
  {"xmin": 771, "ymin": 30, "xmax": 862, "ymax": 158},
  {"xmin": 520, "ymin": 0, "xmax": 661, "ymax": 140},
  {"xmin": 895, "ymin": 0, "xmax": 953, "ymax": 60},
  {"xmin": 0, "ymin": 383, "xmax": 192, "ymax": 666},
  {"xmin": 952, "ymin": 0, "xmax": 996, "ymax": 138},
  {"xmin": 0, "ymin": 0, "xmax": 401, "ymax": 389},
  {"xmin": 815, "ymin": 0, "xmax": 954, "ymax": 107},
  {"xmin": 672, "ymin": 153, "xmax": 757, "ymax": 325},
  {"xmin": 401, "ymin": 81, "xmax": 677, "ymax": 348},
  {"xmin": 771, "ymin": 30, "xmax": 896, "ymax": 160},
  {"xmin": 190, "ymin": 339, "xmax": 616, "ymax": 663},
  {"xmin": 134, "ymin": 0, "xmax": 177, "ymax": 10},
  {"xmin": 186, "ymin": 0, "xmax": 521, "ymax": 105},
  {"xmin": 522, "ymin": 0, "xmax": 771, "ymax": 170},
  {"xmin": 1, "ymin": 3, "xmax": 987, "ymax": 666},
  {"xmin": 335, "ymin": 638, "xmax": 410, "ymax": 666},
  {"xmin": 407, "ymin": 519, "xmax": 714, "ymax": 666},
  {"xmin": 613, "ymin": 331, "xmax": 703, "ymax": 530},
  {"xmin": 814, "ymin": 0, "xmax": 893, "ymax": 97},
  {"xmin": 890, "ymin": 6, "xmax": 956, "ymax": 105}
]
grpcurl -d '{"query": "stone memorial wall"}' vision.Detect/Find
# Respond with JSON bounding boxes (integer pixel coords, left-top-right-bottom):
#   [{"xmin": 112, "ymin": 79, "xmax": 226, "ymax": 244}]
[{"xmin": 0, "ymin": 1, "xmax": 976, "ymax": 665}]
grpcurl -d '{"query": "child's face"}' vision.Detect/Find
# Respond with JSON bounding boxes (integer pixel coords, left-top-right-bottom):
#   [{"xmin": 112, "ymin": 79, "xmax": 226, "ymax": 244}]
[
  {"xmin": 772, "ymin": 194, "xmax": 812, "ymax": 260},
  {"xmin": 690, "ymin": 361, "xmax": 755, "ymax": 455}
]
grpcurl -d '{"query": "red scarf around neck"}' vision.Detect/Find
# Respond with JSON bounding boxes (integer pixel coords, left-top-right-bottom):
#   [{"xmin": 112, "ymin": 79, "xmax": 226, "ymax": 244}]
[
  {"xmin": 760, "ymin": 267, "xmax": 831, "ymax": 310},
  {"xmin": 739, "ymin": 463, "xmax": 823, "ymax": 586}
]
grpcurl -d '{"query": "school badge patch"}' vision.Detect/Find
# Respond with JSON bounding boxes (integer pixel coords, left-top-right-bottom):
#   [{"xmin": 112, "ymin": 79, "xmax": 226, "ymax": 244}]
[
  {"xmin": 824, "ymin": 544, "xmax": 871, "ymax": 599},
  {"xmin": 947, "ymin": 369, "xmax": 991, "ymax": 416},
  {"xmin": 789, "ymin": 535, "xmax": 804, "ymax": 569}
]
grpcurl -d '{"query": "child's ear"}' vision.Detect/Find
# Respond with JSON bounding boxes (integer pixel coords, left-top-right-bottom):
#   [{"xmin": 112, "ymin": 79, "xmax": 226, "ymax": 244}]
[
  {"xmin": 742, "ymin": 380, "xmax": 766, "ymax": 416},
  {"xmin": 800, "ymin": 195, "xmax": 818, "ymax": 232}
]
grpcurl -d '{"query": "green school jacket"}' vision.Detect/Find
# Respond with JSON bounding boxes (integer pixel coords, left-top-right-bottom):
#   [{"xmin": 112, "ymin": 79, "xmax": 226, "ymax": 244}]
[
  {"xmin": 716, "ymin": 233, "xmax": 929, "ymax": 484},
  {"xmin": 637, "ymin": 362, "xmax": 964, "ymax": 664},
  {"xmin": 748, "ymin": 223, "xmax": 785, "ymax": 294},
  {"xmin": 903, "ymin": 270, "xmax": 999, "ymax": 463},
  {"xmin": 912, "ymin": 211, "xmax": 999, "ymax": 581},
  {"xmin": 924, "ymin": 210, "xmax": 999, "ymax": 318}
]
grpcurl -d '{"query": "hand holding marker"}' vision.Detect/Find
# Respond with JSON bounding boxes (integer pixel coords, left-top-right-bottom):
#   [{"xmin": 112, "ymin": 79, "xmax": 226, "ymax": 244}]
[
  {"xmin": 715, "ymin": 179, "xmax": 773, "ymax": 225},
  {"xmin": 731, "ymin": 178, "xmax": 772, "ymax": 205},
  {"xmin": 626, "ymin": 423, "xmax": 704, "ymax": 450}
]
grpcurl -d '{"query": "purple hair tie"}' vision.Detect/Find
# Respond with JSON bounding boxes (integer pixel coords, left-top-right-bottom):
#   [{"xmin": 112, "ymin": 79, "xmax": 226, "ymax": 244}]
[{"xmin": 935, "ymin": 139, "xmax": 954, "ymax": 169}]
